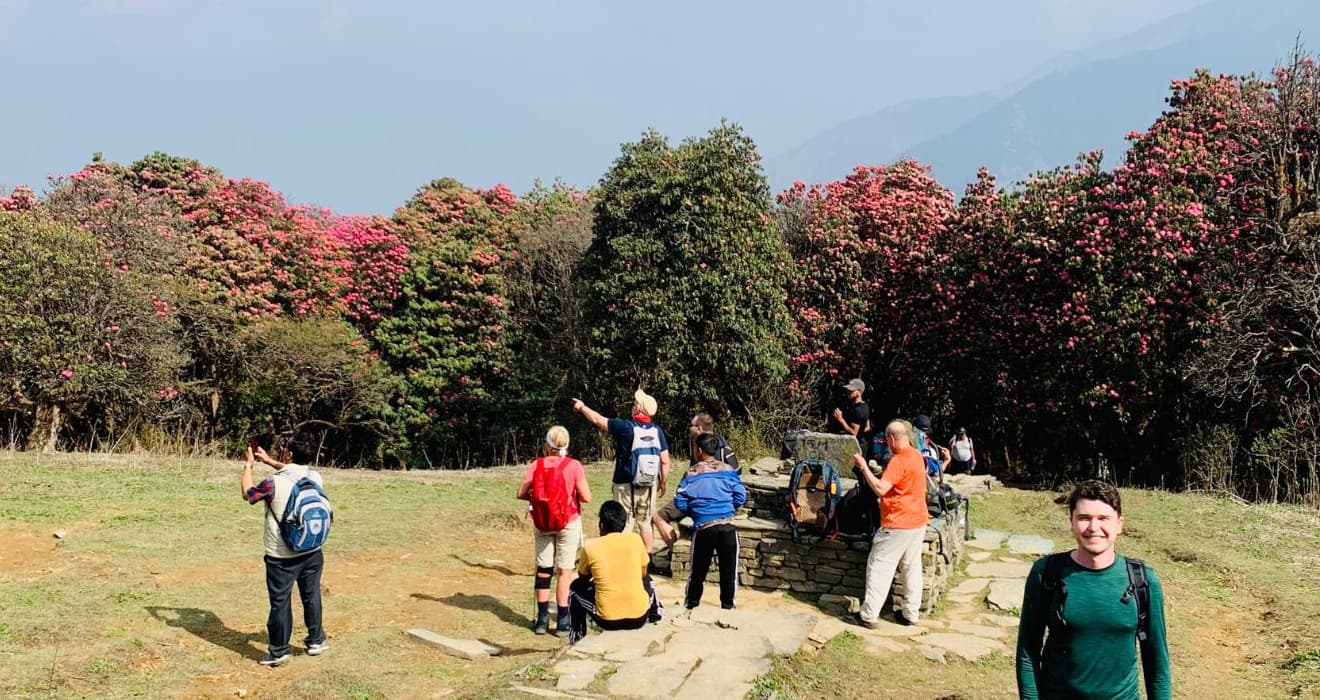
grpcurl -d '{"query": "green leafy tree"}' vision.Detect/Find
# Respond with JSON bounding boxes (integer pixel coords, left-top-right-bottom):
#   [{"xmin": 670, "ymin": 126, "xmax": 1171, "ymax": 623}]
[
  {"xmin": 0, "ymin": 211, "xmax": 182, "ymax": 451},
  {"xmin": 581, "ymin": 123, "xmax": 797, "ymax": 425},
  {"xmin": 501, "ymin": 182, "xmax": 597, "ymax": 455},
  {"xmin": 373, "ymin": 179, "xmax": 519, "ymax": 467}
]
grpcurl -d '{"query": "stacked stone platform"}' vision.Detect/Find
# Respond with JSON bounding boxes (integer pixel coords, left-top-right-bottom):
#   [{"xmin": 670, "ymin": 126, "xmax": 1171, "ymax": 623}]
[{"xmin": 657, "ymin": 432, "xmax": 965, "ymax": 614}]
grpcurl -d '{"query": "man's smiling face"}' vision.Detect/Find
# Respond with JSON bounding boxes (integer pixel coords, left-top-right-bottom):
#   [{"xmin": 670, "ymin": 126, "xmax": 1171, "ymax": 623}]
[{"xmin": 1070, "ymin": 498, "xmax": 1123, "ymax": 557}]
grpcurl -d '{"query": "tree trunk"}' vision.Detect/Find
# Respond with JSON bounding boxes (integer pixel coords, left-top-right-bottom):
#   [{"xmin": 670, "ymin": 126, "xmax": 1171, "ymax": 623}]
[{"xmin": 26, "ymin": 402, "xmax": 62, "ymax": 453}]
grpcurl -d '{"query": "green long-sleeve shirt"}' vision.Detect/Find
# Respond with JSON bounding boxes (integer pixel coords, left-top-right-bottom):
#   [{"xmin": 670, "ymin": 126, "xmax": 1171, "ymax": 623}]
[{"xmin": 1016, "ymin": 553, "xmax": 1172, "ymax": 700}]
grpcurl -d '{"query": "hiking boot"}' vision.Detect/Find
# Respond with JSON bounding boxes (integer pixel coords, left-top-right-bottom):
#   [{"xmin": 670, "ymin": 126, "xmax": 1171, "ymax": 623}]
[
  {"xmin": 892, "ymin": 612, "xmax": 916, "ymax": 627},
  {"xmin": 553, "ymin": 613, "xmax": 571, "ymax": 637},
  {"xmin": 533, "ymin": 616, "xmax": 549, "ymax": 635},
  {"xmin": 306, "ymin": 641, "xmax": 329, "ymax": 656},
  {"xmin": 259, "ymin": 652, "xmax": 290, "ymax": 667},
  {"xmin": 843, "ymin": 612, "xmax": 877, "ymax": 629}
]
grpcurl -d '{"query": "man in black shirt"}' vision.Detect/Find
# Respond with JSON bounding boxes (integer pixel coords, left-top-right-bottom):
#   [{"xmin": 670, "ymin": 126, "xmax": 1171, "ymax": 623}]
[
  {"xmin": 830, "ymin": 378, "xmax": 870, "ymax": 452},
  {"xmin": 687, "ymin": 413, "xmax": 740, "ymax": 473}
]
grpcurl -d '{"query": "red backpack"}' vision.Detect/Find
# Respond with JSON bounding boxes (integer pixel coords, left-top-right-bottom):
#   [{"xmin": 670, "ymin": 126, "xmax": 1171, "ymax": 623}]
[{"xmin": 529, "ymin": 456, "xmax": 578, "ymax": 532}]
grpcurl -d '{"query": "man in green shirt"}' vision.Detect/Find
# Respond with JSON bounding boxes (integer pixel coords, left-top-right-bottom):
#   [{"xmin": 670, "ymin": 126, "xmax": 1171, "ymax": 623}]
[{"xmin": 1016, "ymin": 480, "xmax": 1172, "ymax": 699}]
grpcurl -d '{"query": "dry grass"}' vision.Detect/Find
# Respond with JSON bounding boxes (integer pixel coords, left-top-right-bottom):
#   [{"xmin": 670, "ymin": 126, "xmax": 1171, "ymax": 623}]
[
  {"xmin": 0, "ymin": 451, "xmax": 610, "ymax": 699},
  {"xmin": 3, "ymin": 453, "xmax": 1318, "ymax": 699}
]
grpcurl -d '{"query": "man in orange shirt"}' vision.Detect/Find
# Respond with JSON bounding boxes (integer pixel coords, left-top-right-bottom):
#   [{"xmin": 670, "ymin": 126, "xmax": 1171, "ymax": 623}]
[{"xmin": 847, "ymin": 420, "xmax": 929, "ymax": 627}]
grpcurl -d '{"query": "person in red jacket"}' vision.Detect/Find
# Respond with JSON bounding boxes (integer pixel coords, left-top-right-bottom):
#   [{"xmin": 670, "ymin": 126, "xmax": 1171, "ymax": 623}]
[{"xmin": 517, "ymin": 426, "xmax": 592, "ymax": 636}]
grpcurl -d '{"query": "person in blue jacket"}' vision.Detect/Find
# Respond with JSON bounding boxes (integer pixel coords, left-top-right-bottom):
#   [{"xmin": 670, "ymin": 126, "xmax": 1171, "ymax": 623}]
[{"xmin": 673, "ymin": 433, "xmax": 747, "ymax": 610}]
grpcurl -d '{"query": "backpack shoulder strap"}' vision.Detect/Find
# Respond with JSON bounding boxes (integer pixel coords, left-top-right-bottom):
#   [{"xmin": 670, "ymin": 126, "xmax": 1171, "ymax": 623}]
[
  {"xmin": 1041, "ymin": 552, "xmax": 1071, "ymax": 630},
  {"xmin": 1124, "ymin": 557, "xmax": 1152, "ymax": 642}
]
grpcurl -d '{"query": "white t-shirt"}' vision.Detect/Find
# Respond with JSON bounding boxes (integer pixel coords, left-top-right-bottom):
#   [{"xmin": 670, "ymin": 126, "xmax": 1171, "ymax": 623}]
[{"xmin": 952, "ymin": 437, "xmax": 974, "ymax": 463}]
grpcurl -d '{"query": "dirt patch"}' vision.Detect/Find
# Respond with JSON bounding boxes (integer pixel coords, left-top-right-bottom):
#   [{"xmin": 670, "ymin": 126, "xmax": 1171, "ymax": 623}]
[{"xmin": 0, "ymin": 521, "xmax": 61, "ymax": 578}]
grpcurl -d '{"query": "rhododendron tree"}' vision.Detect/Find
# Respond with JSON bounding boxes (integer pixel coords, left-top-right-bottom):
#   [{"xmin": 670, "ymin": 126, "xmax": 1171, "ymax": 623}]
[
  {"xmin": 0, "ymin": 212, "xmax": 181, "ymax": 451},
  {"xmin": 779, "ymin": 159, "xmax": 956, "ymax": 418}
]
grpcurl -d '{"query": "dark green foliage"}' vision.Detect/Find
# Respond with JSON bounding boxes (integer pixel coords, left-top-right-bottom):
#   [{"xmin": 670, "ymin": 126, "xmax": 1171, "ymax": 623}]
[
  {"xmin": 580, "ymin": 123, "xmax": 797, "ymax": 425},
  {"xmin": 372, "ymin": 179, "xmax": 518, "ymax": 467}
]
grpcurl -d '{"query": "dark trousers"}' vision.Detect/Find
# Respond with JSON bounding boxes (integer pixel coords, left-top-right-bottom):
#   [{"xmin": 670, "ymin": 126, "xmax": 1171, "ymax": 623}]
[
  {"xmin": 568, "ymin": 574, "xmax": 662, "ymax": 644},
  {"xmin": 264, "ymin": 550, "xmax": 325, "ymax": 656},
  {"xmin": 686, "ymin": 523, "xmax": 739, "ymax": 609}
]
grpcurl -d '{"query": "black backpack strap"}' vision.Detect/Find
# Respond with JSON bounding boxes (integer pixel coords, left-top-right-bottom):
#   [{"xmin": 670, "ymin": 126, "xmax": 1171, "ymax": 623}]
[
  {"xmin": 1124, "ymin": 557, "xmax": 1152, "ymax": 643},
  {"xmin": 1041, "ymin": 552, "xmax": 1071, "ymax": 632}
]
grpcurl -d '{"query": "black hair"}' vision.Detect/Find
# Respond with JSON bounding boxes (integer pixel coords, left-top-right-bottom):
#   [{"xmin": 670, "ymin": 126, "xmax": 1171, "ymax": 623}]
[
  {"xmin": 598, "ymin": 501, "xmax": 629, "ymax": 535},
  {"xmin": 693, "ymin": 432, "xmax": 722, "ymax": 459},
  {"xmin": 287, "ymin": 432, "xmax": 321, "ymax": 465},
  {"xmin": 1068, "ymin": 480, "xmax": 1122, "ymax": 516}
]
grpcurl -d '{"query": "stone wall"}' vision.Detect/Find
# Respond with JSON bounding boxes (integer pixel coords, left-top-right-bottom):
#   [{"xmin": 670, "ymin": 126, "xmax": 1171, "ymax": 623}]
[{"xmin": 658, "ymin": 453, "xmax": 966, "ymax": 613}]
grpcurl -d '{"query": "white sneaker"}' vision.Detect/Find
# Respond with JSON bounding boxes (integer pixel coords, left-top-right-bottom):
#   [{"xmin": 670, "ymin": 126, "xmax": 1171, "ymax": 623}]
[
  {"xmin": 306, "ymin": 642, "xmax": 329, "ymax": 656},
  {"xmin": 259, "ymin": 652, "xmax": 290, "ymax": 667}
]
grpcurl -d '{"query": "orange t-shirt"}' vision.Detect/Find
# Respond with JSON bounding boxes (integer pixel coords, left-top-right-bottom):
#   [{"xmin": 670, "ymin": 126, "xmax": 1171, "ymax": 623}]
[{"xmin": 879, "ymin": 446, "xmax": 929, "ymax": 529}]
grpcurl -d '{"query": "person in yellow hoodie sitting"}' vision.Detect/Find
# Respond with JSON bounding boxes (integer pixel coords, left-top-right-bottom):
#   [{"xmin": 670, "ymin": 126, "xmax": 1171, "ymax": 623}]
[{"xmin": 566, "ymin": 501, "xmax": 663, "ymax": 644}]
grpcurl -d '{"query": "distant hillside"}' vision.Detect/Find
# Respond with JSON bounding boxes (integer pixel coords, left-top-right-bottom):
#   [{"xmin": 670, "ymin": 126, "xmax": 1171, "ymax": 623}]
[
  {"xmin": 763, "ymin": 95, "xmax": 995, "ymax": 190},
  {"xmin": 765, "ymin": 0, "xmax": 1320, "ymax": 193}
]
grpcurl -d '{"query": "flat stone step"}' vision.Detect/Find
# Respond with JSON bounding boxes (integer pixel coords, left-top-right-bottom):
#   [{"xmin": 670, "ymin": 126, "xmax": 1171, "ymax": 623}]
[
  {"xmin": 567, "ymin": 622, "xmax": 670, "ymax": 662},
  {"xmin": 1007, "ymin": 534, "xmax": 1055, "ymax": 555},
  {"xmin": 406, "ymin": 628, "xmax": 501, "ymax": 659},
  {"xmin": 920, "ymin": 632, "xmax": 1004, "ymax": 662},
  {"xmin": 948, "ymin": 622, "xmax": 1007, "ymax": 639},
  {"xmin": 608, "ymin": 650, "xmax": 700, "ymax": 698},
  {"xmin": 552, "ymin": 658, "xmax": 607, "ymax": 692},
  {"xmin": 950, "ymin": 578, "xmax": 991, "ymax": 596},
  {"xmin": 986, "ymin": 578, "xmax": 1027, "ymax": 612},
  {"xmin": 966, "ymin": 560, "xmax": 1032, "ymax": 578}
]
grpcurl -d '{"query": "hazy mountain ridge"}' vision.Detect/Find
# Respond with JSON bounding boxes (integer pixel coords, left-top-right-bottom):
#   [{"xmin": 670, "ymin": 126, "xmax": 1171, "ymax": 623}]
[{"xmin": 766, "ymin": 0, "xmax": 1320, "ymax": 193}]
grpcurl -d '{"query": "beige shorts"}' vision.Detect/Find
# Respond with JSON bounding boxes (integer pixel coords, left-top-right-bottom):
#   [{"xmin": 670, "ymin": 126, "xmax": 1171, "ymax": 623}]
[
  {"xmin": 612, "ymin": 482, "xmax": 656, "ymax": 533},
  {"xmin": 534, "ymin": 516, "xmax": 583, "ymax": 570}
]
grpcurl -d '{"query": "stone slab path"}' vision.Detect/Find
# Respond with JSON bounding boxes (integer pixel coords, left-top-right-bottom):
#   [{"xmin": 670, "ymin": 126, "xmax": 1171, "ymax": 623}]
[{"xmin": 510, "ymin": 531, "xmax": 1048, "ymax": 697}]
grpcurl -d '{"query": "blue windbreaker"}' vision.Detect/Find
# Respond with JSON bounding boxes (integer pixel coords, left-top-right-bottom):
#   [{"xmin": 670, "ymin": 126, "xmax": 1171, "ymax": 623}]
[{"xmin": 673, "ymin": 468, "xmax": 746, "ymax": 529}]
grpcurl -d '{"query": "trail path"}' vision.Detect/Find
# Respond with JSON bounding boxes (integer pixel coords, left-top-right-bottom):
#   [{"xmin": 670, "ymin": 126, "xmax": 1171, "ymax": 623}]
[{"xmin": 513, "ymin": 477, "xmax": 1049, "ymax": 699}]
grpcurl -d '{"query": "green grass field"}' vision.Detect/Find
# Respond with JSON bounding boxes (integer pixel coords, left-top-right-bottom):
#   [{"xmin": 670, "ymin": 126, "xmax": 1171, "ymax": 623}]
[{"xmin": 1, "ymin": 452, "xmax": 1318, "ymax": 699}]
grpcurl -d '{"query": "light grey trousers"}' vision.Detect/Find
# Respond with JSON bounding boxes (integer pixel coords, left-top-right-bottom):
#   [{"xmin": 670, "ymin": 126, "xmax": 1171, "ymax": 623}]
[{"xmin": 858, "ymin": 526, "xmax": 924, "ymax": 623}]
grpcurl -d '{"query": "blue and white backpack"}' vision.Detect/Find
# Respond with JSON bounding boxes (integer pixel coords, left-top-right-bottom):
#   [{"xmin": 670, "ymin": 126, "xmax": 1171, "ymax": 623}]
[
  {"xmin": 629, "ymin": 424, "xmax": 662, "ymax": 487},
  {"xmin": 270, "ymin": 473, "xmax": 333, "ymax": 553}
]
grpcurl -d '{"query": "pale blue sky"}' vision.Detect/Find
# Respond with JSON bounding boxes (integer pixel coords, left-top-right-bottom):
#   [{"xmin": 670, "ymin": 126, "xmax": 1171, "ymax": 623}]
[{"xmin": 0, "ymin": 0, "xmax": 1206, "ymax": 214}]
